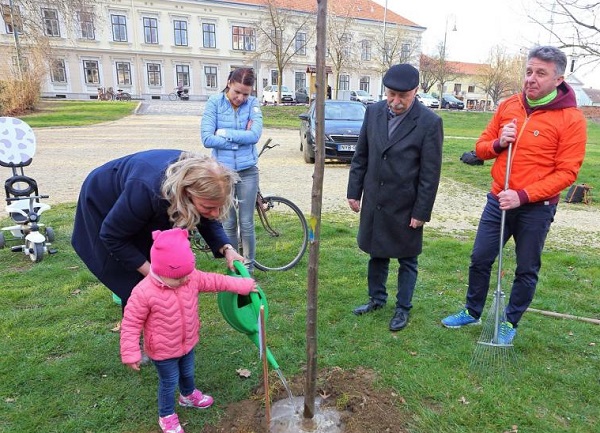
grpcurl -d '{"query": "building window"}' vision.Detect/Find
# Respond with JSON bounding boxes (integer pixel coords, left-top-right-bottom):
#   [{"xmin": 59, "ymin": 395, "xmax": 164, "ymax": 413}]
[
  {"xmin": 294, "ymin": 72, "xmax": 306, "ymax": 90},
  {"xmin": 401, "ymin": 43, "xmax": 411, "ymax": 61},
  {"xmin": 202, "ymin": 23, "xmax": 216, "ymax": 48},
  {"xmin": 143, "ymin": 17, "xmax": 158, "ymax": 44},
  {"xmin": 361, "ymin": 40, "xmax": 371, "ymax": 61},
  {"xmin": 50, "ymin": 59, "xmax": 66, "ymax": 83},
  {"xmin": 147, "ymin": 63, "xmax": 161, "ymax": 86},
  {"xmin": 271, "ymin": 29, "xmax": 282, "ymax": 51},
  {"xmin": 454, "ymin": 83, "xmax": 462, "ymax": 94},
  {"xmin": 116, "ymin": 62, "xmax": 131, "ymax": 85},
  {"xmin": 43, "ymin": 9, "xmax": 60, "ymax": 37},
  {"xmin": 270, "ymin": 70, "xmax": 279, "ymax": 86},
  {"xmin": 12, "ymin": 56, "xmax": 29, "ymax": 74},
  {"xmin": 204, "ymin": 66, "xmax": 217, "ymax": 89},
  {"xmin": 338, "ymin": 74, "xmax": 350, "ymax": 91},
  {"xmin": 174, "ymin": 20, "xmax": 187, "ymax": 46},
  {"xmin": 468, "ymin": 85, "xmax": 475, "ymax": 93},
  {"xmin": 111, "ymin": 14, "xmax": 127, "ymax": 42},
  {"xmin": 83, "ymin": 60, "xmax": 99, "ymax": 84},
  {"xmin": 295, "ymin": 32, "xmax": 306, "ymax": 55},
  {"xmin": 1, "ymin": 4, "xmax": 23, "ymax": 34},
  {"xmin": 232, "ymin": 25, "xmax": 255, "ymax": 51},
  {"xmin": 359, "ymin": 76, "xmax": 370, "ymax": 93},
  {"xmin": 341, "ymin": 33, "xmax": 352, "ymax": 57},
  {"xmin": 77, "ymin": 10, "xmax": 94, "ymax": 39},
  {"xmin": 175, "ymin": 64, "xmax": 189, "ymax": 87}
]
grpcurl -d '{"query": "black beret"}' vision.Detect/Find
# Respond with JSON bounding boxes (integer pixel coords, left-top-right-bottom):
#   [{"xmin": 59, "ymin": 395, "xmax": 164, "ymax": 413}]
[{"xmin": 383, "ymin": 64, "xmax": 419, "ymax": 92}]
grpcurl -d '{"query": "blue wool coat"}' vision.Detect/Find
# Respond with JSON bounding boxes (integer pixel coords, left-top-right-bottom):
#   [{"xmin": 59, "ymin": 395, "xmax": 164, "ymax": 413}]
[
  {"xmin": 71, "ymin": 149, "xmax": 229, "ymax": 303},
  {"xmin": 200, "ymin": 92, "xmax": 263, "ymax": 171}
]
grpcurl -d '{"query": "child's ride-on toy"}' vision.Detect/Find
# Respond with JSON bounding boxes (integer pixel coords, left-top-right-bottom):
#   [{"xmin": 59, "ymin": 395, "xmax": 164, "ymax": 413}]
[{"xmin": 0, "ymin": 117, "xmax": 56, "ymax": 262}]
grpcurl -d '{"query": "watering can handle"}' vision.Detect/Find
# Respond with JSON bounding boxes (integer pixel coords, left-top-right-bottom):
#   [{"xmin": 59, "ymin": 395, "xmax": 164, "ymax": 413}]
[
  {"xmin": 232, "ymin": 260, "xmax": 251, "ymax": 278},
  {"xmin": 231, "ymin": 260, "xmax": 262, "ymax": 317}
]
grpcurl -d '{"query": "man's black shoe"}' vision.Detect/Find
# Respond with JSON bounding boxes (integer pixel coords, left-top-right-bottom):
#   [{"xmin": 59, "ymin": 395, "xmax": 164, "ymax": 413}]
[
  {"xmin": 389, "ymin": 310, "xmax": 409, "ymax": 331},
  {"xmin": 352, "ymin": 300, "xmax": 384, "ymax": 316}
]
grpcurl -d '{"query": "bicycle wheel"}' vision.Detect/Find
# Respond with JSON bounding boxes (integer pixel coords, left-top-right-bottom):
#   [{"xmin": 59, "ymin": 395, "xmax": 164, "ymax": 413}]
[
  {"xmin": 121, "ymin": 92, "xmax": 131, "ymax": 101},
  {"xmin": 254, "ymin": 195, "xmax": 308, "ymax": 271},
  {"xmin": 168, "ymin": 92, "xmax": 178, "ymax": 101}
]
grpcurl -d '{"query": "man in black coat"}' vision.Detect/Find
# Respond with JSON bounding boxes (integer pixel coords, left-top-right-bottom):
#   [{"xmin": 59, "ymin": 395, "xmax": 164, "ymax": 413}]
[{"xmin": 347, "ymin": 64, "xmax": 443, "ymax": 331}]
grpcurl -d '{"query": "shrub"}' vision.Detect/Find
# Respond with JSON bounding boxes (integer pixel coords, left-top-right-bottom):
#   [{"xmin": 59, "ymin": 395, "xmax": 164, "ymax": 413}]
[{"xmin": 0, "ymin": 77, "xmax": 41, "ymax": 116}]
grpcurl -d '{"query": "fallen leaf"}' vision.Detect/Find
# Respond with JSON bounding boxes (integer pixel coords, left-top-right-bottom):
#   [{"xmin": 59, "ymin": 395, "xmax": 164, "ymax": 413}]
[
  {"xmin": 319, "ymin": 390, "xmax": 330, "ymax": 399},
  {"xmin": 111, "ymin": 321, "xmax": 121, "ymax": 333},
  {"xmin": 71, "ymin": 289, "xmax": 81, "ymax": 296},
  {"xmin": 409, "ymin": 351, "xmax": 417, "ymax": 356},
  {"xmin": 589, "ymin": 342, "xmax": 596, "ymax": 346},
  {"xmin": 236, "ymin": 368, "xmax": 252, "ymax": 378},
  {"xmin": 459, "ymin": 396, "xmax": 469, "ymax": 405}
]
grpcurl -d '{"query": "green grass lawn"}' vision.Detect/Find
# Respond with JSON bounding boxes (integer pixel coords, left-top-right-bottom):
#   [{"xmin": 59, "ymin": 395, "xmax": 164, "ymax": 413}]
[
  {"xmin": 20, "ymin": 100, "xmax": 138, "ymax": 127},
  {"xmin": 1, "ymin": 101, "xmax": 598, "ymax": 433},
  {"xmin": 0, "ymin": 205, "xmax": 598, "ymax": 433}
]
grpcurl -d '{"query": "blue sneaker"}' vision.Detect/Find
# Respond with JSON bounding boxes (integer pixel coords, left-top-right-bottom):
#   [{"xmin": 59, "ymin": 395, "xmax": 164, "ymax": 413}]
[
  {"xmin": 498, "ymin": 321, "xmax": 517, "ymax": 345},
  {"xmin": 441, "ymin": 309, "xmax": 481, "ymax": 328}
]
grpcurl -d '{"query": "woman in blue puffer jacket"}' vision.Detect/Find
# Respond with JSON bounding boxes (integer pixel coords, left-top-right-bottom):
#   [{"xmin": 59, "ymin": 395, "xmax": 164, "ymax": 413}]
[{"xmin": 201, "ymin": 68, "xmax": 263, "ymax": 272}]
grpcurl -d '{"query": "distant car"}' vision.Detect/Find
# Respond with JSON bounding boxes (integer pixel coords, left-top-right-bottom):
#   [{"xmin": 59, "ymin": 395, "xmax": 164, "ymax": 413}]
[
  {"xmin": 295, "ymin": 87, "xmax": 309, "ymax": 104},
  {"xmin": 298, "ymin": 100, "xmax": 366, "ymax": 164},
  {"xmin": 349, "ymin": 90, "xmax": 376, "ymax": 104},
  {"xmin": 416, "ymin": 93, "xmax": 440, "ymax": 109},
  {"xmin": 262, "ymin": 85, "xmax": 294, "ymax": 104},
  {"xmin": 441, "ymin": 94, "xmax": 465, "ymax": 110}
]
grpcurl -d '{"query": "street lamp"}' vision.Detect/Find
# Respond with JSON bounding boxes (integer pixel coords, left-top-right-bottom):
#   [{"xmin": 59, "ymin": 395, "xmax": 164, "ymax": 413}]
[
  {"xmin": 442, "ymin": 15, "xmax": 457, "ymax": 61},
  {"xmin": 379, "ymin": 0, "xmax": 388, "ymax": 100}
]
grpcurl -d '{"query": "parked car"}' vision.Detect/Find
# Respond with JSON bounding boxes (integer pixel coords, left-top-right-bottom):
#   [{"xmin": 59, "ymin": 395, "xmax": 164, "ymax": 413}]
[
  {"xmin": 416, "ymin": 93, "xmax": 439, "ymax": 109},
  {"xmin": 262, "ymin": 85, "xmax": 294, "ymax": 104},
  {"xmin": 295, "ymin": 87, "xmax": 309, "ymax": 104},
  {"xmin": 441, "ymin": 94, "xmax": 465, "ymax": 109},
  {"xmin": 349, "ymin": 90, "xmax": 376, "ymax": 104},
  {"xmin": 298, "ymin": 100, "xmax": 366, "ymax": 164}
]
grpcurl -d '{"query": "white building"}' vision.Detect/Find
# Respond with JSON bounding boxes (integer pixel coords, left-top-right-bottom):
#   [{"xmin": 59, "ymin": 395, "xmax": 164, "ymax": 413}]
[{"xmin": 0, "ymin": 0, "xmax": 425, "ymax": 101}]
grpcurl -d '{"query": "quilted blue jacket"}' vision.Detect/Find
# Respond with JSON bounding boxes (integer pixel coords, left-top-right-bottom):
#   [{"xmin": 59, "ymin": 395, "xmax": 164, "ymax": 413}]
[{"xmin": 200, "ymin": 92, "xmax": 263, "ymax": 171}]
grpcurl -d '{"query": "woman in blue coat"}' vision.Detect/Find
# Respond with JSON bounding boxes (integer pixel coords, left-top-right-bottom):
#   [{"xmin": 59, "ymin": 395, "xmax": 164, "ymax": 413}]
[
  {"xmin": 71, "ymin": 150, "xmax": 244, "ymax": 313},
  {"xmin": 201, "ymin": 67, "xmax": 263, "ymax": 272}
]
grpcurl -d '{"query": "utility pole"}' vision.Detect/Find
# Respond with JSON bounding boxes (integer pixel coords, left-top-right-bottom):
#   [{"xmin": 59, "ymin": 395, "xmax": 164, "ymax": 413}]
[{"xmin": 379, "ymin": 0, "xmax": 388, "ymax": 100}]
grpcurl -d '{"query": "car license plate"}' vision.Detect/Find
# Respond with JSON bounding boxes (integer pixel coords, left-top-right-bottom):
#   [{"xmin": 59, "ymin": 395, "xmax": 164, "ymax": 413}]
[{"xmin": 338, "ymin": 144, "xmax": 355, "ymax": 152}]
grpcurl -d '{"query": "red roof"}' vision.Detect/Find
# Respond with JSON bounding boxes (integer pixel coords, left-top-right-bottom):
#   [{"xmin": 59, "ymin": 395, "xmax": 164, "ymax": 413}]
[{"xmin": 218, "ymin": 0, "xmax": 420, "ymax": 27}]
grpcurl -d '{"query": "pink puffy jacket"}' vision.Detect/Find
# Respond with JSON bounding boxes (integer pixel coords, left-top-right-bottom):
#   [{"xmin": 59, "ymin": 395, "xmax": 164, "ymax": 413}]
[{"xmin": 120, "ymin": 270, "xmax": 254, "ymax": 364}]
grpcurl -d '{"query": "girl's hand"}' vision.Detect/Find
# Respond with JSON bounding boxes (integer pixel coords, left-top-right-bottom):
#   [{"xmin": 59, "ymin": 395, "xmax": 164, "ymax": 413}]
[{"xmin": 126, "ymin": 362, "xmax": 141, "ymax": 371}]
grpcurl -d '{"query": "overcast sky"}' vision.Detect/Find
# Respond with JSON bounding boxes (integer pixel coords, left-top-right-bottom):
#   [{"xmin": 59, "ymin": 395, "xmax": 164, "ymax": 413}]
[{"xmin": 372, "ymin": 0, "xmax": 599, "ymax": 88}]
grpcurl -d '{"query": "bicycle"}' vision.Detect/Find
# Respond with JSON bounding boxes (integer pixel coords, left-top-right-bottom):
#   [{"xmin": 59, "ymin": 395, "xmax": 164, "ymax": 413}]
[
  {"xmin": 192, "ymin": 138, "xmax": 309, "ymax": 272},
  {"xmin": 168, "ymin": 88, "xmax": 189, "ymax": 101},
  {"xmin": 97, "ymin": 87, "xmax": 131, "ymax": 101},
  {"xmin": 114, "ymin": 88, "xmax": 131, "ymax": 101}
]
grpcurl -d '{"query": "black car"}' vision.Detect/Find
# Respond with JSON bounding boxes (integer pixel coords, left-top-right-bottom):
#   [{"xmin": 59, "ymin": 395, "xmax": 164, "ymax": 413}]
[
  {"xmin": 298, "ymin": 100, "xmax": 366, "ymax": 163},
  {"xmin": 441, "ymin": 94, "xmax": 465, "ymax": 110}
]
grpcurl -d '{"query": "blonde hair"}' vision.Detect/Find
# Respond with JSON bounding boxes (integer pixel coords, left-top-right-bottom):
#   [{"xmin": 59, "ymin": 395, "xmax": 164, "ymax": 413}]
[{"xmin": 161, "ymin": 152, "xmax": 239, "ymax": 230}]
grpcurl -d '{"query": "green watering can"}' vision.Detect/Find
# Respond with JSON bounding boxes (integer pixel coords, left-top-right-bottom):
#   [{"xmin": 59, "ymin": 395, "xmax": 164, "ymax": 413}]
[{"xmin": 217, "ymin": 261, "xmax": 280, "ymax": 370}]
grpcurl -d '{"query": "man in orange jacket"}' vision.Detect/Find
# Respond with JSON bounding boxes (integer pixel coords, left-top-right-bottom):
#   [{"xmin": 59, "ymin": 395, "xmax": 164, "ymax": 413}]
[{"xmin": 441, "ymin": 46, "xmax": 587, "ymax": 344}]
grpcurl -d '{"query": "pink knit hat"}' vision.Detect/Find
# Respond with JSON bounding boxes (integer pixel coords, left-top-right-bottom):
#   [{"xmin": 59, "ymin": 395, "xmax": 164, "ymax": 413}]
[{"xmin": 150, "ymin": 228, "xmax": 195, "ymax": 278}]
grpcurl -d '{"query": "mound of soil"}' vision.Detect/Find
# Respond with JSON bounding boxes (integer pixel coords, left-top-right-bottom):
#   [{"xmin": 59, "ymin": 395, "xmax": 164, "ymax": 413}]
[{"xmin": 200, "ymin": 367, "xmax": 409, "ymax": 433}]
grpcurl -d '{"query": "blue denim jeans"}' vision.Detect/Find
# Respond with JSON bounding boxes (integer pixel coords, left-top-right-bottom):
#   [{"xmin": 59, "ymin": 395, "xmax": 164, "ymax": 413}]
[
  {"xmin": 153, "ymin": 349, "xmax": 196, "ymax": 417},
  {"xmin": 466, "ymin": 193, "xmax": 556, "ymax": 326},
  {"xmin": 367, "ymin": 256, "xmax": 419, "ymax": 312},
  {"xmin": 224, "ymin": 166, "xmax": 259, "ymax": 270}
]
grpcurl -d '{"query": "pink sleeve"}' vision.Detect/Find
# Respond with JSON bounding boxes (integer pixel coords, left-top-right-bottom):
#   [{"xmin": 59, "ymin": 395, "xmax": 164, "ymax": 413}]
[
  {"xmin": 120, "ymin": 287, "xmax": 147, "ymax": 364},
  {"xmin": 192, "ymin": 270, "xmax": 254, "ymax": 295}
]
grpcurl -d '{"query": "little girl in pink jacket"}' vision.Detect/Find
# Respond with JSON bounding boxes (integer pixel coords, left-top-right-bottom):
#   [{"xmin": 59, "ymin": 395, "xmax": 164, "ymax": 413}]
[{"xmin": 120, "ymin": 228, "xmax": 255, "ymax": 433}]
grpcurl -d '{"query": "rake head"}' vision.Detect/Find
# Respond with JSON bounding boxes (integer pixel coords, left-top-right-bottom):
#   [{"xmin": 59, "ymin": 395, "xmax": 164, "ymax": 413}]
[{"xmin": 470, "ymin": 290, "xmax": 517, "ymax": 375}]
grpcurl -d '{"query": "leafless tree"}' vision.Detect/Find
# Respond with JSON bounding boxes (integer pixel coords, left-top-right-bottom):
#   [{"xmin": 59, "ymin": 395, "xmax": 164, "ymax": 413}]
[
  {"xmin": 528, "ymin": 0, "xmax": 599, "ymax": 75},
  {"xmin": 374, "ymin": 24, "xmax": 420, "ymax": 74},
  {"xmin": 477, "ymin": 46, "xmax": 520, "ymax": 108},
  {"xmin": 254, "ymin": 0, "xmax": 315, "ymax": 103},
  {"xmin": 419, "ymin": 54, "xmax": 438, "ymax": 94},
  {"xmin": 429, "ymin": 42, "xmax": 462, "ymax": 103},
  {"xmin": 1, "ymin": 0, "xmax": 97, "ymax": 79},
  {"xmin": 326, "ymin": 7, "xmax": 359, "ymax": 99}
]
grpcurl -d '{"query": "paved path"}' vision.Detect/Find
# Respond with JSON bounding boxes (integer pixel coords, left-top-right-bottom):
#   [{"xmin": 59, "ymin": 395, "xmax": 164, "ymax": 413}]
[{"xmin": 25, "ymin": 100, "xmax": 600, "ymax": 249}]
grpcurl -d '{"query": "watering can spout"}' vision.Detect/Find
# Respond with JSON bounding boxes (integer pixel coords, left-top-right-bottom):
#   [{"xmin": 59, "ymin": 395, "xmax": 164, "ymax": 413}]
[{"xmin": 217, "ymin": 261, "xmax": 280, "ymax": 370}]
